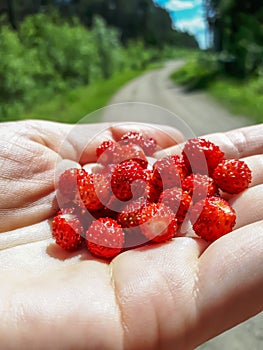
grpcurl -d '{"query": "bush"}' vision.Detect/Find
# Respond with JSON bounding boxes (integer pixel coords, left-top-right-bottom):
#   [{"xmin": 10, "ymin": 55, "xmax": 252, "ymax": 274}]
[
  {"xmin": 91, "ymin": 16, "xmax": 124, "ymax": 79},
  {"xmin": 0, "ymin": 12, "xmax": 180, "ymax": 120},
  {"xmin": 19, "ymin": 14, "xmax": 102, "ymax": 88},
  {"xmin": 171, "ymin": 53, "xmax": 219, "ymax": 90},
  {"xmin": 0, "ymin": 24, "xmax": 35, "ymax": 117}
]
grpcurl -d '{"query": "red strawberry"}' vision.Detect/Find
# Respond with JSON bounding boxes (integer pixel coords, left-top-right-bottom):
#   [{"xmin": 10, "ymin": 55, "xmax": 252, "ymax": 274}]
[
  {"xmin": 152, "ymin": 155, "xmax": 186, "ymax": 191},
  {"xmin": 58, "ymin": 168, "xmax": 87, "ymax": 200},
  {"xmin": 76, "ymin": 173, "xmax": 110, "ymax": 211},
  {"xmin": 117, "ymin": 197, "xmax": 150, "ymax": 248},
  {"xmin": 52, "ymin": 212, "xmax": 84, "ymax": 250},
  {"xmin": 213, "ymin": 159, "xmax": 252, "ymax": 194},
  {"xmin": 159, "ymin": 187, "xmax": 192, "ymax": 224},
  {"xmin": 182, "ymin": 138, "xmax": 224, "ymax": 175},
  {"xmin": 92, "ymin": 163, "xmax": 116, "ymax": 177},
  {"xmin": 121, "ymin": 131, "xmax": 157, "ymax": 156},
  {"xmin": 86, "ymin": 217, "xmax": 125, "ymax": 259},
  {"xmin": 190, "ymin": 196, "xmax": 236, "ymax": 241},
  {"xmin": 96, "ymin": 140, "xmax": 117, "ymax": 165},
  {"xmin": 117, "ymin": 197, "xmax": 149, "ymax": 228},
  {"xmin": 111, "ymin": 160, "xmax": 147, "ymax": 201},
  {"xmin": 182, "ymin": 174, "xmax": 218, "ymax": 203},
  {"xmin": 143, "ymin": 137, "xmax": 157, "ymax": 156},
  {"xmin": 143, "ymin": 169, "xmax": 161, "ymax": 203},
  {"xmin": 139, "ymin": 203, "xmax": 178, "ymax": 243},
  {"xmin": 121, "ymin": 131, "xmax": 145, "ymax": 147},
  {"xmin": 113, "ymin": 143, "xmax": 148, "ymax": 169},
  {"xmin": 104, "ymin": 195, "xmax": 126, "ymax": 218}
]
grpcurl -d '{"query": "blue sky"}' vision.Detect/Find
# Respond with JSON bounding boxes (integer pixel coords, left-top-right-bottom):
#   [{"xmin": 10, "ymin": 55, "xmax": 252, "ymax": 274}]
[{"xmin": 153, "ymin": 0, "xmax": 208, "ymax": 48}]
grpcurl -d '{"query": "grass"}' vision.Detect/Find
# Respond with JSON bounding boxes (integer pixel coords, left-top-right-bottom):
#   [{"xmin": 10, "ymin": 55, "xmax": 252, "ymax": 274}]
[
  {"xmin": 208, "ymin": 78, "xmax": 263, "ymax": 123},
  {"xmin": 170, "ymin": 58, "xmax": 263, "ymax": 123},
  {"xmin": 17, "ymin": 68, "xmax": 152, "ymax": 124}
]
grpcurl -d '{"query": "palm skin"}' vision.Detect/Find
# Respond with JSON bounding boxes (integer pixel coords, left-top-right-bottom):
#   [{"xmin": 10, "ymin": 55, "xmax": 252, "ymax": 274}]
[{"xmin": 0, "ymin": 120, "xmax": 262, "ymax": 350}]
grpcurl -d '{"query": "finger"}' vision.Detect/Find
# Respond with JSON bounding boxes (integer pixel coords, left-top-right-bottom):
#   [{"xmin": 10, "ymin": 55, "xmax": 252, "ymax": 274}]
[
  {"xmin": 203, "ymin": 123, "xmax": 263, "ymax": 159},
  {"xmin": 27, "ymin": 120, "xmax": 184, "ymax": 164},
  {"xmin": 155, "ymin": 124, "xmax": 263, "ymax": 159},
  {"xmin": 112, "ymin": 237, "xmax": 209, "ymax": 350},
  {"xmin": 110, "ymin": 123, "xmax": 184, "ymax": 148},
  {"xmin": 0, "ymin": 221, "xmax": 52, "ymax": 250},
  {"xmin": 195, "ymin": 220, "xmax": 263, "ymax": 347},
  {"xmin": 240, "ymin": 154, "xmax": 263, "ymax": 188},
  {"xmin": 229, "ymin": 184, "xmax": 263, "ymax": 229},
  {"xmin": 72, "ymin": 123, "xmax": 184, "ymax": 164}
]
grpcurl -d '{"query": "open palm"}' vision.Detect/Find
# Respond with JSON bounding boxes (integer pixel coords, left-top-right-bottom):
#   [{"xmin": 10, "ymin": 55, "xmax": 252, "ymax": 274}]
[{"xmin": 0, "ymin": 120, "xmax": 262, "ymax": 350}]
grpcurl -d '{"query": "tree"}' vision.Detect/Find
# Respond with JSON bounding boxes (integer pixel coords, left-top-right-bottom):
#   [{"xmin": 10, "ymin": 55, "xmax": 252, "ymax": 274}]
[
  {"xmin": 10, "ymin": 0, "xmax": 198, "ymax": 48},
  {"xmin": 204, "ymin": 0, "xmax": 263, "ymax": 76}
]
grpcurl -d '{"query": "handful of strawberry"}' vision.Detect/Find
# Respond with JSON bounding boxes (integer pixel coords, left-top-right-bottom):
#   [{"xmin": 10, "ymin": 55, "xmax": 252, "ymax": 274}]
[{"xmin": 52, "ymin": 131, "xmax": 252, "ymax": 259}]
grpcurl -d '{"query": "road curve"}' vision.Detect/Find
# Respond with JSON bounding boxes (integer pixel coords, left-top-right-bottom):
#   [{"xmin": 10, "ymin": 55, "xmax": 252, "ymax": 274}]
[
  {"xmin": 102, "ymin": 60, "xmax": 253, "ymax": 136},
  {"xmin": 102, "ymin": 61, "xmax": 262, "ymax": 349}
]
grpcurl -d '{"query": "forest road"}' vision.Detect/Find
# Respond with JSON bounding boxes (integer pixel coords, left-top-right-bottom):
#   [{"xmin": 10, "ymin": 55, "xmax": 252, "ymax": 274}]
[
  {"xmin": 102, "ymin": 60, "xmax": 263, "ymax": 350},
  {"xmin": 102, "ymin": 60, "xmax": 253, "ymax": 136}
]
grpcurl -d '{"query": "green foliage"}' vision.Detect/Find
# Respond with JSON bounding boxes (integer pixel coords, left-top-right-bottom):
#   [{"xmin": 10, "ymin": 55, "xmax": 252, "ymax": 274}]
[
  {"xmin": 171, "ymin": 57, "xmax": 263, "ymax": 123},
  {"xmin": 11, "ymin": 0, "xmax": 198, "ymax": 49},
  {"xmin": 0, "ymin": 12, "xmax": 186, "ymax": 121},
  {"xmin": 91, "ymin": 16, "xmax": 123, "ymax": 79},
  {"xmin": 17, "ymin": 69, "xmax": 148, "ymax": 123},
  {"xmin": 0, "ymin": 24, "xmax": 35, "ymax": 117},
  {"xmin": 205, "ymin": 0, "xmax": 263, "ymax": 77},
  {"xmin": 209, "ymin": 77, "xmax": 263, "ymax": 123},
  {"xmin": 171, "ymin": 54, "xmax": 219, "ymax": 90},
  {"xmin": 19, "ymin": 13, "xmax": 101, "ymax": 87},
  {"xmin": 124, "ymin": 41, "xmax": 159, "ymax": 70}
]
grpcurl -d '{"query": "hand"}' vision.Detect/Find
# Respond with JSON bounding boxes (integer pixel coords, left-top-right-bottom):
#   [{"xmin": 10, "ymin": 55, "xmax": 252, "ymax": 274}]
[{"xmin": 0, "ymin": 121, "xmax": 262, "ymax": 350}]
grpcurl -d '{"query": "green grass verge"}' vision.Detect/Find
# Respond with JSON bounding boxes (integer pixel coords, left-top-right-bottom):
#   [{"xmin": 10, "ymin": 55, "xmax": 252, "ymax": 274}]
[
  {"xmin": 17, "ymin": 68, "xmax": 150, "ymax": 124},
  {"xmin": 170, "ymin": 59, "xmax": 263, "ymax": 123},
  {"xmin": 208, "ymin": 78, "xmax": 263, "ymax": 123}
]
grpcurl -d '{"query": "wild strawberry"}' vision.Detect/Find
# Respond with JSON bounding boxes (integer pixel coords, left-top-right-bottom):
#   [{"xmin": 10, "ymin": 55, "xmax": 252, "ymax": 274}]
[
  {"xmin": 143, "ymin": 137, "xmax": 157, "ymax": 156},
  {"xmin": 213, "ymin": 159, "xmax": 252, "ymax": 194},
  {"xmin": 86, "ymin": 217, "xmax": 125, "ymax": 259},
  {"xmin": 121, "ymin": 131, "xmax": 145, "ymax": 147},
  {"xmin": 57, "ymin": 207, "xmax": 76, "ymax": 216},
  {"xmin": 111, "ymin": 160, "xmax": 147, "ymax": 201},
  {"xmin": 152, "ymin": 155, "xmax": 186, "ymax": 191},
  {"xmin": 113, "ymin": 143, "xmax": 148, "ymax": 169},
  {"xmin": 159, "ymin": 187, "xmax": 192, "ymax": 224},
  {"xmin": 139, "ymin": 203, "xmax": 178, "ymax": 243},
  {"xmin": 117, "ymin": 197, "xmax": 149, "ymax": 229},
  {"xmin": 173, "ymin": 155, "xmax": 189, "ymax": 177},
  {"xmin": 52, "ymin": 212, "xmax": 84, "ymax": 250},
  {"xmin": 104, "ymin": 195, "xmax": 126, "ymax": 218},
  {"xmin": 190, "ymin": 196, "xmax": 236, "ymax": 241},
  {"xmin": 76, "ymin": 173, "xmax": 110, "ymax": 211},
  {"xmin": 96, "ymin": 140, "xmax": 116, "ymax": 165},
  {"xmin": 121, "ymin": 131, "xmax": 157, "ymax": 156},
  {"xmin": 58, "ymin": 168, "xmax": 87, "ymax": 200},
  {"xmin": 92, "ymin": 163, "xmax": 116, "ymax": 177},
  {"xmin": 143, "ymin": 169, "xmax": 161, "ymax": 202},
  {"xmin": 183, "ymin": 138, "xmax": 224, "ymax": 175},
  {"xmin": 182, "ymin": 174, "xmax": 218, "ymax": 203}
]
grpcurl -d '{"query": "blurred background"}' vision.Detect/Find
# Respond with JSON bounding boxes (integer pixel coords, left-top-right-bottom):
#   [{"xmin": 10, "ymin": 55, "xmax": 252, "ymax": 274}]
[
  {"xmin": 0, "ymin": 1, "xmax": 262, "ymax": 348},
  {"xmin": 0, "ymin": 0, "xmax": 262, "ymax": 124}
]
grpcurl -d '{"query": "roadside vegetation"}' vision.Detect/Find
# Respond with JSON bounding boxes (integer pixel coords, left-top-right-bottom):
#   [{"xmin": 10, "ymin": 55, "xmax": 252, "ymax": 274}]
[
  {"xmin": 0, "ymin": 5, "xmax": 198, "ymax": 123},
  {"xmin": 171, "ymin": 1, "xmax": 263, "ymax": 124},
  {"xmin": 171, "ymin": 55, "xmax": 263, "ymax": 123}
]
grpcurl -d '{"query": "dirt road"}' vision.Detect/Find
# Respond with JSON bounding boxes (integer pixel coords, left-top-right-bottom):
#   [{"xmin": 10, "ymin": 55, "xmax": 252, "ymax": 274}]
[
  {"xmin": 103, "ymin": 60, "xmax": 253, "ymax": 136},
  {"xmin": 102, "ymin": 61, "xmax": 262, "ymax": 349}
]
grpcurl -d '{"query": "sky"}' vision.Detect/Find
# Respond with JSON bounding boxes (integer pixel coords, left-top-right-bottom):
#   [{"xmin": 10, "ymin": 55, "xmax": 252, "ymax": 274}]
[{"xmin": 153, "ymin": 0, "xmax": 208, "ymax": 49}]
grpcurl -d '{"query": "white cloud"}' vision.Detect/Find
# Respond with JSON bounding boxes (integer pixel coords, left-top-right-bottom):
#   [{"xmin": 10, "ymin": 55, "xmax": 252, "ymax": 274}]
[
  {"xmin": 175, "ymin": 17, "xmax": 206, "ymax": 32},
  {"xmin": 174, "ymin": 16, "xmax": 208, "ymax": 48},
  {"xmin": 163, "ymin": 0, "xmax": 203, "ymax": 12},
  {"xmin": 164, "ymin": 1, "xmax": 194, "ymax": 11}
]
